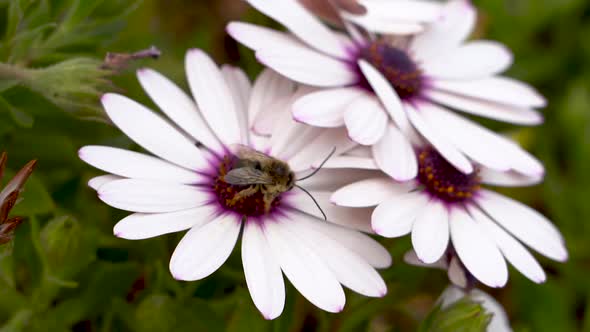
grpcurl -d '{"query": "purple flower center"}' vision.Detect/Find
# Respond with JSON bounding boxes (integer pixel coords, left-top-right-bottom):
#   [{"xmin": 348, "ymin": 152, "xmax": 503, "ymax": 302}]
[
  {"xmin": 358, "ymin": 41, "xmax": 424, "ymax": 101},
  {"xmin": 211, "ymin": 155, "xmax": 283, "ymax": 217},
  {"xmin": 417, "ymin": 148, "xmax": 480, "ymax": 203}
]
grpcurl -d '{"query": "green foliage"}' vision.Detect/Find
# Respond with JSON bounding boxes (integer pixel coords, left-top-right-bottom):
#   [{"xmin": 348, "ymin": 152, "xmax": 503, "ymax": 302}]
[
  {"xmin": 0, "ymin": 0, "xmax": 588, "ymax": 331},
  {"xmin": 0, "ymin": 0, "xmax": 139, "ymax": 123}
]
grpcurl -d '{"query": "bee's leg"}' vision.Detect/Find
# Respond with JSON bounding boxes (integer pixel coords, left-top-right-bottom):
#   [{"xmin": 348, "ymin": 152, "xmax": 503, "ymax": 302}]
[
  {"xmin": 263, "ymin": 192, "xmax": 277, "ymax": 213},
  {"xmin": 229, "ymin": 185, "xmax": 259, "ymax": 205}
]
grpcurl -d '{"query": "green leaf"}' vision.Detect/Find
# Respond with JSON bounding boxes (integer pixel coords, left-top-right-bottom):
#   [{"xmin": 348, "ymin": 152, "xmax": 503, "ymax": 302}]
[
  {"xmin": 10, "ymin": 174, "xmax": 54, "ymax": 217},
  {"xmin": 0, "ymin": 247, "xmax": 28, "ymax": 315},
  {"xmin": 5, "ymin": 0, "xmax": 29, "ymax": 41},
  {"xmin": 0, "ymin": 96, "xmax": 33, "ymax": 128},
  {"xmin": 60, "ymin": 0, "xmax": 105, "ymax": 31},
  {"xmin": 41, "ymin": 262, "xmax": 141, "ymax": 328},
  {"xmin": 226, "ymin": 295, "xmax": 272, "ymax": 332},
  {"xmin": 133, "ymin": 294, "xmax": 224, "ymax": 332},
  {"xmin": 0, "ymin": 80, "xmax": 19, "ymax": 92}
]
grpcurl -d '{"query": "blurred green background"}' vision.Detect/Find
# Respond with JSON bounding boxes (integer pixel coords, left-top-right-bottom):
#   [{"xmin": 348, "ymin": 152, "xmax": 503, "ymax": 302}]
[{"xmin": 0, "ymin": 0, "xmax": 589, "ymax": 331}]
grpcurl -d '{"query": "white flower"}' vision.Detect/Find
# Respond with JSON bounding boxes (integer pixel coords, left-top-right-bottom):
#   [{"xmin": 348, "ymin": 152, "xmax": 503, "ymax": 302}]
[
  {"xmin": 79, "ymin": 49, "xmax": 391, "ymax": 319},
  {"xmin": 339, "ymin": 0, "xmax": 445, "ymax": 35},
  {"xmin": 439, "ymin": 286, "xmax": 513, "ymax": 332},
  {"xmin": 331, "ymin": 147, "xmax": 567, "ymax": 288},
  {"xmin": 227, "ymin": 0, "xmax": 546, "ymax": 181}
]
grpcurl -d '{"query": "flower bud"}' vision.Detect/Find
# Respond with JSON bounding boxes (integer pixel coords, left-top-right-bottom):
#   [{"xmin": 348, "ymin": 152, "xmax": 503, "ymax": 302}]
[
  {"xmin": 421, "ymin": 297, "xmax": 492, "ymax": 332},
  {"xmin": 40, "ymin": 216, "xmax": 96, "ymax": 278},
  {"xmin": 24, "ymin": 58, "xmax": 114, "ymax": 121}
]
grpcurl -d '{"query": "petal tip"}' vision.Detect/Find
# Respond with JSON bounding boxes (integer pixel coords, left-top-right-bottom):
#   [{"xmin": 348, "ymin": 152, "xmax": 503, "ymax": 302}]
[
  {"xmin": 187, "ymin": 48, "xmax": 205, "ymax": 59},
  {"xmin": 292, "ymin": 114, "xmax": 304, "ymax": 124},
  {"xmin": 254, "ymin": 52, "xmax": 268, "ymax": 65},
  {"xmin": 225, "ymin": 21, "xmax": 239, "ymax": 36},
  {"xmin": 535, "ymin": 275, "xmax": 547, "ymax": 284},
  {"xmin": 77, "ymin": 147, "xmax": 86, "ymax": 160},
  {"xmin": 100, "ymin": 93, "xmax": 114, "ymax": 103}
]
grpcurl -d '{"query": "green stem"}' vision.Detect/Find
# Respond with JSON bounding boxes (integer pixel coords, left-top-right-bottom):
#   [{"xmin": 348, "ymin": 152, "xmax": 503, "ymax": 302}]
[{"xmin": 0, "ymin": 62, "xmax": 28, "ymax": 82}]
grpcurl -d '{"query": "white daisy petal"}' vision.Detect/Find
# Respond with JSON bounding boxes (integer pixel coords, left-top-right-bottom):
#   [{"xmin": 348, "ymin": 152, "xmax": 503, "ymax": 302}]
[
  {"xmin": 421, "ymin": 41, "xmax": 513, "ymax": 80},
  {"xmin": 321, "ymin": 156, "xmax": 378, "ymax": 170},
  {"xmin": 501, "ymin": 141, "xmax": 545, "ymax": 176},
  {"xmin": 371, "ymin": 191, "xmax": 429, "ymax": 238},
  {"xmin": 289, "ymin": 128, "xmax": 357, "ymax": 172},
  {"xmin": 476, "ymin": 190, "xmax": 568, "ymax": 262},
  {"xmin": 170, "ymin": 215, "xmax": 241, "ymax": 281},
  {"xmin": 344, "ymin": 145, "xmax": 373, "ymax": 158},
  {"xmin": 296, "ymin": 168, "xmax": 378, "ymax": 192},
  {"xmin": 242, "ymin": 221, "xmax": 285, "ymax": 320},
  {"xmin": 264, "ymin": 219, "xmax": 345, "ymax": 313},
  {"xmin": 432, "ymin": 77, "xmax": 547, "ymax": 109},
  {"xmin": 256, "ymin": 47, "xmax": 357, "ymax": 88},
  {"xmin": 358, "ymin": 0, "xmax": 442, "ymax": 22},
  {"xmin": 406, "ymin": 103, "xmax": 473, "ymax": 174},
  {"xmin": 101, "ymin": 93, "xmax": 206, "ymax": 170},
  {"xmin": 287, "ymin": 190, "xmax": 373, "ymax": 233},
  {"xmin": 245, "ymin": 0, "xmax": 348, "ymax": 58},
  {"xmin": 410, "ymin": 0, "xmax": 477, "ymax": 60},
  {"xmin": 98, "ymin": 179, "xmax": 208, "ymax": 213},
  {"xmin": 417, "ymin": 104, "xmax": 513, "ymax": 171},
  {"xmin": 286, "ymin": 215, "xmax": 387, "ymax": 298},
  {"xmin": 293, "ymin": 88, "xmax": 365, "ymax": 128},
  {"xmin": 227, "ymin": 22, "xmax": 302, "ymax": 52},
  {"xmin": 249, "ymin": 68, "xmax": 297, "ymax": 127},
  {"xmin": 425, "ymin": 90, "xmax": 544, "ymax": 125},
  {"xmin": 358, "ymin": 60, "xmax": 410, "ymax": 131},
  {"xmin": 344, "ymin": 96, "xmax": 388, "ymax": 146},
  {"xmin": 447, "ymin": 257, "xmax": 468, "ymax": 289},
  {"xmin": 252, "ymin": 96, "xmax": 292, "ymax": 136},
  {"xmin": 79, "ymin": 146, "xmax": 203, "ymax": 184},
  {"xmin": 221, "ymin": 65, "xmax": 251, "ymax": 144},
  {"xmin": 186, "ymin": 49, "xmax": 241, "ymax": 146},
  {"xmin": 88, "ymin": 175, "xmax": 121, "ymax": 191},
  {"xmin": 332, "ymin": 177, "xmax": 409, "ymax": 207},
  {"xmin": 113, "ymin": 205, "xmax": 217, "ymax": 240},
  {"xmin": 449, "ymin": 208, "xmax": 508, "ymax": 288},
  {"xmin": 480, "ymin": 168, "xmax": 543, "ymax": 187},
  {"xmin": 290, "ymin": 210, "xmax": 392, "ymax": 268},
  {"xmin": 468, "ymin": 205, "xmax": 547, "ymax": 283},
  {"xmin": 342, "ymin": 13, "xmax": 424, "ymax": 35},
  {"xmin": 269, "ymin": 109, "xmax": 321, "ymax": 160},
  {"xmin": 373, "ymin": 125, "xmax": 418, "ymax": 181},
  {"xmin": 137, "ymin": 68, "xmax": 221, "ymax": 151},
  {"xmin": 412, "ymin": 201, "xmax": 449, "ymax": 264}
]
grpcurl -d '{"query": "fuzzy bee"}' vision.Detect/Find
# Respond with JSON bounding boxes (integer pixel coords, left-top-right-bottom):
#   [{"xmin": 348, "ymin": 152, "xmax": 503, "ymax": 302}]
[{"xmin": 223, "ymin": 144, "xmax": 333, "ymax": 218}]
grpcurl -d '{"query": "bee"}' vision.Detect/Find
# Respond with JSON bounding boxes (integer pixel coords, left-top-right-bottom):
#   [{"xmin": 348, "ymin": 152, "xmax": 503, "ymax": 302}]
[{"xmin": 223, "ymin": 144, "xmax": 335, "ymax": 218}]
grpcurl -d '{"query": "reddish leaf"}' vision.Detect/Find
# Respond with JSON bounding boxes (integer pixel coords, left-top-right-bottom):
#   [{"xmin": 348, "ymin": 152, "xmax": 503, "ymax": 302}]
[
  {"xmin": 0, "ymin": 152, "xmax": 6, "ymax": 182},
  {"xmin": 0, "ymin": 159, "xmax": 37, "ymax": 205}
]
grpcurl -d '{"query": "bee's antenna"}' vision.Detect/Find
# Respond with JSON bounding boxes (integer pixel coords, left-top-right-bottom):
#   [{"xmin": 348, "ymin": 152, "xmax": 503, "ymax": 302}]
[
  {"xmin": 295, "ymin": 185, "xmax": 327, "ymax": 221},
  {"xmin": 297, "ymin": 147, "xmax": 337, "ymax": 182}
]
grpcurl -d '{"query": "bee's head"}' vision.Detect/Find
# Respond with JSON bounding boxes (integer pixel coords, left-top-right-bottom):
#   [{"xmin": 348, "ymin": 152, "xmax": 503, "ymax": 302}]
[
  {"xmin": 271, "ymin": 162, "xmax": 295, "ymax": 190},
  {"xmin": 286, "ymin": 172, "xmax": 295, "ymax": 190}
]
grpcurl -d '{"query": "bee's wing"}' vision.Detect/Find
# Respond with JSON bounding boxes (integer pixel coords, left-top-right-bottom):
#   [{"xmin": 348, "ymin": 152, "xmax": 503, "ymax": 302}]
[
  {"xmin": 230, "ymin": 144, "xmax": 274, "ymax": 163},
  {"xmin": 223, "ymin": 167, "xmax": 274, "ymax": 185}
]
